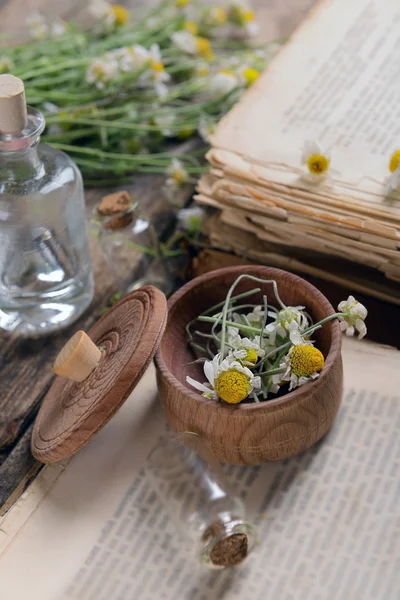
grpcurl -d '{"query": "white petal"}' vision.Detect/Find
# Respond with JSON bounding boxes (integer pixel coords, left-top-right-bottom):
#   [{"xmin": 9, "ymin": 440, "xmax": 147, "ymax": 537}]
[
  {"xmin": 204, "ymin": 359, "xmax": 216, "ymax": 386},
  {"xmin": 345, "ymin": 325, "xmax": 355, "ymax": 337},
  {"xmin": 356, "ymin": 319, "xmax": 367, "ymax": 340},
  {"xmin": 186, "ymin": 376, "xmax": 212, "ymax": 394},
  {"xmin": 251, "ymin": 376, "xmax": 262, "ymax": 390}
]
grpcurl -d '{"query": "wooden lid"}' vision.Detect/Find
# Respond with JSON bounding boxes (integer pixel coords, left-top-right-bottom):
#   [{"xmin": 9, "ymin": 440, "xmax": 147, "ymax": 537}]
[{"xmin": 31, "ymin": 286, "xmax": 167, "ymax": 463}]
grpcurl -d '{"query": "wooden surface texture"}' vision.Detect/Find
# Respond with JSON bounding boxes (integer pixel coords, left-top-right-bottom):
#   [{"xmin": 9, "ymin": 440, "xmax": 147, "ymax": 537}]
[
  {"xmin": 0, "ymin": 0, "xmax": 317, "ymax": 509},
  {"xmin": 155, "ymin": 265, "xmax": 343, "ymax": 464}
]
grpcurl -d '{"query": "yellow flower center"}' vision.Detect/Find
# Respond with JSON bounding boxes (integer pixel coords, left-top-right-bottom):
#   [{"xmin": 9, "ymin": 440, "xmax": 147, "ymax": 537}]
[
  {"xmin": 215, "ymin": 370, "xmax": 249, "ymax": 404},
  {"xmin": 178, "ymin": 126, "xmax": 194, "ymax": 139},
  {"xmin": 172, "ymin": 170, "xmax": 183, "ymax": 183},
  {"xmin": 196, "ymin": 37, "xmax": 215, "ymax": 61},
  {"xmin": 243, "ymin": 67, "xmax": 260, "ymax": 86},
  {"xmin": 290, "ymin": 345, "xmax": 325, "ymax": 377},
  {"xmin": 184, "ymin": 20, "xmax": 198, "ymax": 35},
  {"xmin": 211, "ymin": 7, "xmax": 227, "ymax": 24},
  {"xmin": 111, "ymin": 5, "xmax": 129, "ymax": 25},
  {"xmin": 151, "ymin": 60, "xmax": 165, "ymax": 73},
  {"xmin": 176, "ymin": 0, "xmax": 189, "ymax": 6},
  {"xmin": 389, "ymin": 149, "xmax": 400, "ymax": 173},
  {"xmin": 93, "ymin": 65, "xmax": 105, "ymax": 77},
  {"xmin": 243, "ymin": 348, "xmax": 258, "ymax": 364},
  {"xmin": 243, "ymin": 8, "xmax": 256, "ymax": 23},
  {"xmin": 307, "ymin": 153, "xmax": 330, "ymax": 175},
  {"xmin": 197, "ymin": 64, "xmax": 209, "ymax": 76}
]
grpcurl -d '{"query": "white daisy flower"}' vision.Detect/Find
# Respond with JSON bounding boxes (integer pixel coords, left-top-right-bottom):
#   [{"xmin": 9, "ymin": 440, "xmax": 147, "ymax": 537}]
[
  {"xmin": 26, "ymin": 11, "xmax": 49, "ymax": 40},
  {"xmin": 50, "ymin": 18, "xmax": 68, "ymax": 38},
  {"xmin": 118, "ymin": 45, "xmax": 150, "ymax": 72},
  {"xmin": 198, "ymin": 117, "xmax": 216, "ymax": 143},
  {"xmin": 227, "ymin": 327, "xmax": 264, "ymax": 365},
  {"xmin": 171, "ymin": 31, "xmax": 214, "ymax": 61},
  {"xmin": 177, "ymin": 206, "xmax": 205, "ymax": 233},
  {"xmin": 301, "ymin": 140, "xmax": 331, "ymax": 181},
  {"xmin": 186, "ymin": 353, "xmax": 261, "ymax": 404},
  {"xmin": 264, "ymin": 306, "xmax": 308, "ymax": 345},
  {"xmin": 140, "ymin": 44, "xmax": 170, "ymax": 99},
  {"xmin": 88, "ymin": 0, "xmax": 115, "ymax": 27},
  {"xmin": 0, "ymin": 56, "xmax": 13, "ymax": 74},
  {"xmin": 163, "ymin": 159, "xmax": 190, "ymax": 201},
  {"xmin": 154, "ymin": 113, "xmax": 176, "ymax": 137},
  {"xmin": 337, "ymin": 296, "xmax": 368, "ymax": 339},
  {"xmin": 209, "ymin": 70, "xmax": 239, "ymax": 98},
  {"xmin": 228, "ymin": 1, "xmax": 259, "ymax": 37},
  {"xmin": 86, "ymin": 57, "xmax": 120, "ymax": 88},
  {"xmin": 272, "ymin": 336, "xmax": 324, "ymax": 392}
]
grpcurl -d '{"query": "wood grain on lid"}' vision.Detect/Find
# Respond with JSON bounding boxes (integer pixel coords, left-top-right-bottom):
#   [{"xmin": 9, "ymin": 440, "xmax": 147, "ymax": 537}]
[{"xmin": 31, "ymin": 286, "xmax": 167, "ymax": 463}]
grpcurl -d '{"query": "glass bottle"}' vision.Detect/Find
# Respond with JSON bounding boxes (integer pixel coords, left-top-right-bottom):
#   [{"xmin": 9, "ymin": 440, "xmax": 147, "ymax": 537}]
[
  {"xmin": 146, "ymin": 432, "xmax": 257, "ymax": 569},
  {"xmin": 96, "ymin": 193, "xmax": 171, "ymax": 294},
  {"xmin": 0, "ymin": 75, "xmax": 94, "ymax": 336}
]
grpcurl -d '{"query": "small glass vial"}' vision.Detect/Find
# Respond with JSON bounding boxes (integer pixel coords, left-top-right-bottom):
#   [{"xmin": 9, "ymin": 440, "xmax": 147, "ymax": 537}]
[
  {"xmin": 96, "ymin": 191, "xmax": 170, "ymax": 294},
  {"xmin": 147, "ymin": 432, "xmax": 257, "ymax": 569},
  {"xmin": 0, "ymin": 75, "xmax": 94, "ymax": 336}
]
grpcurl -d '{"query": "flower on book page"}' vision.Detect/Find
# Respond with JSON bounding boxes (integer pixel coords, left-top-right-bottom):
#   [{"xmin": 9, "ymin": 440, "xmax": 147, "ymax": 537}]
[
  {"xmin": 186, "ymin": 353, "xmax": 261, "ymax": 404},
  {"xmin": 301, "ymin": 140, "xmax": 331, "ymax": 182},
  {"xmin": 387, "ymin": 150, "xmax": 400, "ymax": 193},
  {"xmin": 337, "ymin": 296, "xmax": 368, "ymax": 339}
]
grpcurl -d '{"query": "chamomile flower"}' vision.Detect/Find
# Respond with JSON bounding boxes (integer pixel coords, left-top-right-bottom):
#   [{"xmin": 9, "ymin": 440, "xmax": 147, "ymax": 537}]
[
  {"xmin": 145, "ymin": 44, "xmax": 171, "ymax": 98},
  {"xmin": 26, "ymin": 12, "xmax": 48, "ymax": 40},
  {"xmin": 164, "ymin": 159, "xmax": 190, "ymax": 201},
  {"xmin": 273, "ymin": 337, "xmax": 324, "ymax": 391},
  {"xmin": 153, "ymin": 113, "xmax": 176, "ymax": 137},
  {"xmin": 86, "ymin": 57, "xmax": 119, "ymax": 88},
  {"xmin": 227, "ymin": 327, "xmax": 265, "ymax": 365},
  {"xmin": 183, "ymin": 20, "xmax": 199, "ymax": 35},
  {"xmin": 337, "ymin": 296, "xmax": 367, "ymax": 339},
  {"xmin": 177, "ymin": 206, "xmax": 205, "ymax": 234},
  {"xmin": 186, "ymin": 353, "xmax": 261, "ymax": 404},
  {"xmin": 228, "ymin": 0, "xmax": 259, "ymax": 37},
  {"xmin": 238, "ymin": 65, "xmax": 260, "ymax": 87},
  {"xmin": 203, "ymin": 6, "xmax": 228, "ymax": 28},
  {"xmin": 118, "ymin": 44, "xmax": 150, "ymax": 72},
  {"xmin": 264, "ymin": 306, "xmax": 308, "ymax": 345},
  {"xmin": 387, "ymin": 149, "xmax": 400, "ymax": 193},
  {"xmin": 195, "ymin": 61, "xmax": 210, "ymax": 78},
  {"xmin": 198, "ymin": 117, "xmax": 216, "ymax": 142},
  {"xmin": 301, "ymin": 140, "xmax": 331, "ymax": 181},
  {"xmin": 209, "ymin": 69, "xmax": 239, "ymax": 98},
  {"xmin": 88, "ymin": 0, "xmax": 129, "ymax": 27},
  {"xmin": 0, "ymin": 56, "xmax": 13, "ymax": 74},
  {"xmin": 171, "ymin": 31, "xmax": 215, "ymax": 62}
]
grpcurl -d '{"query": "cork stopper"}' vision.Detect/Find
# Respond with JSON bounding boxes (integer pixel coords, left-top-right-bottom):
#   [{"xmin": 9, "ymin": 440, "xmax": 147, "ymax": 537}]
[
  {"xmin": 0, "ymin": 74, "xmax": 28, "ymax": 134},
  {"xmin": 53, "ymin": 331, "xmax": 102, "ymax": 382}
]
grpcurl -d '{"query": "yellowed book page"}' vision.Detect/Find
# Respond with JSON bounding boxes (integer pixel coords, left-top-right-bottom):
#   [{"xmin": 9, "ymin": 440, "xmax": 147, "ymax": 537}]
[{"xmin": 211, "ymin": 0, "xmax": 400, "ymax": 201}]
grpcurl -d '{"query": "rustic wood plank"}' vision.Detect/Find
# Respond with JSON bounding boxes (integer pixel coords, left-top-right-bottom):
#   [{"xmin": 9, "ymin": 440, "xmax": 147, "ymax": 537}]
[{"xmin": 0, "ymin": 0, "xmax": 318, "ymax": 510}]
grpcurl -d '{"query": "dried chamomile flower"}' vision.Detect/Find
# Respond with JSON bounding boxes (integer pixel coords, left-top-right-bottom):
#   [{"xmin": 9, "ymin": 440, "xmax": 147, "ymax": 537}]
[
  {"xmin": 273, "ymin": 336, "xmax": 324, "ymax": 391},
  {"xmin": 186, "ymin": 353, "xmax": 261, "ymax": 404},
  {"xmin": 301, "ymin": 140, "xmax": 331, "ymax": 182},
  {"xmin": 337, "ymin": 296, "xmax": 367, "ymax": 339}
]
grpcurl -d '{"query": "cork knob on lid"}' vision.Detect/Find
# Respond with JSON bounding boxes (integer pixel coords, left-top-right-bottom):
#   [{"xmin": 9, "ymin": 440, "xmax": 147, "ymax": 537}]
[
  {"xmin": 53, "ymin": 330, "xmax": 102, "ymax": 382},
  {"xmin": 0, "ymin": 74, "xmax": 28, "ymax": 133}
]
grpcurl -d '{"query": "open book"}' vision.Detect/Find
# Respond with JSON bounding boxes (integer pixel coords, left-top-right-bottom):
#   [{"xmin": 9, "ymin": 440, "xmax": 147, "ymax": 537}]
[
  {"xmin": 0, "ymin": 337, "xmax": 399, "ymax": 600},
  {"xmin": 196, "ymin": 0, "xmax": 400, "ymax": 298}
]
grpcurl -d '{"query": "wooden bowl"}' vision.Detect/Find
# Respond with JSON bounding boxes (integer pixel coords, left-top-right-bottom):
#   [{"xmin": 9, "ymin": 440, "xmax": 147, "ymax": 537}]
[{"xmin": 155, "ymin": 266, "xmax": 343, "ymax": 465}]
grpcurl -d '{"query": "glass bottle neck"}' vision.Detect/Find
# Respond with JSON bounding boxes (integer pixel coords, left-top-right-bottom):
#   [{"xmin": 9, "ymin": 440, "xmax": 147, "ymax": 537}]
[{"xmin": 0, "ymin": 106, "xmax": 45, "ymax": 182}]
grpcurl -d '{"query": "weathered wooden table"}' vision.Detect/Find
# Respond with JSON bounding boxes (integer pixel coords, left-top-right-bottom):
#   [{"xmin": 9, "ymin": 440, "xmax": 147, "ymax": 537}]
[{"xmin": 0, "ymin": 0, "xmax": 343, "ymax": 512}]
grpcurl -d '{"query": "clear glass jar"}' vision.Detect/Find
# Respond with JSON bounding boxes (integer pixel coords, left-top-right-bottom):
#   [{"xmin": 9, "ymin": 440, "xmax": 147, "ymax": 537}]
[
  {"xmin": 96, "ymin": 199, "xmax": 171, "ymax": 294},
  {"xmin": 147, "ymin": 432, "xmax": 257, "ymax": 569},
  {"xmin": 0, "ymin": 106, "xmax": 94, "ymax": 336}
]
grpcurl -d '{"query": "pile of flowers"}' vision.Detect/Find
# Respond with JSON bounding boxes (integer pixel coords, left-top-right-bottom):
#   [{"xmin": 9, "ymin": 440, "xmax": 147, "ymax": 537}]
[
  {"xmin": 0, "ymin": 0, "xmax": 275, "ymax": 183},
  {"xmin": 186, "ymin": 275, "xmax": 368, "ymax": 404}
]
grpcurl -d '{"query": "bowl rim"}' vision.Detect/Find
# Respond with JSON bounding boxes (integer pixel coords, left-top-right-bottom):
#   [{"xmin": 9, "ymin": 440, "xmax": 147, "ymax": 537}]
[{"xmin": 155, "ymin": 265, "xmax": 342, "ymax": 415}]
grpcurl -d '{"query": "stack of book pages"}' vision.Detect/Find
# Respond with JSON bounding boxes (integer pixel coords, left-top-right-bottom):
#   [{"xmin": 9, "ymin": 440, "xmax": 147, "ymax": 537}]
[{"xmin": 196, "ymin": 0, "xmax": 400, "ymax": 305}]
